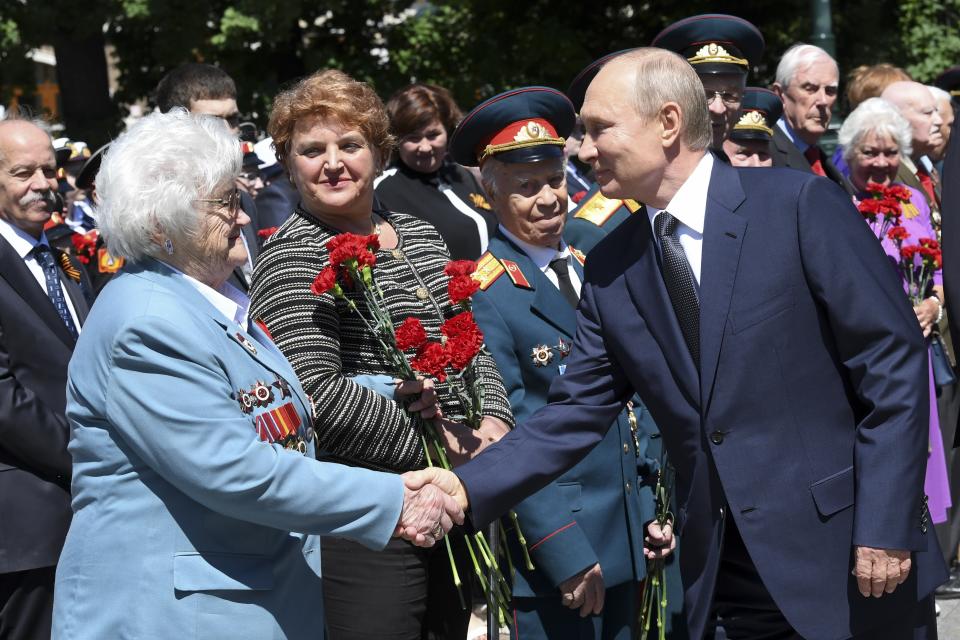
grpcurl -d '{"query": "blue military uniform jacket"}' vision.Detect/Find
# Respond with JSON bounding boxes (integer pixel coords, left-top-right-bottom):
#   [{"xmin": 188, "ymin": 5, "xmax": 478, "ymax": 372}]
[
  {"xmin": 471, "ymin": 227, "xmax": 657, "ymax": 597},
  {"xmin": 53, "ymin": 259, "xmax": 402, "ymax": 639},
  {"xmin": 564, "ymin": 183, "xmax": 639, "ymax": 250}
]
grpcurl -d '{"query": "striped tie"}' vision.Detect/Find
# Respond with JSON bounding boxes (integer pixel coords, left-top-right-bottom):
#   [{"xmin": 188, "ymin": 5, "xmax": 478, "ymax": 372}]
[{"xmin": 31, "ymin": 244, "xmax": 79, "ymax": 338}]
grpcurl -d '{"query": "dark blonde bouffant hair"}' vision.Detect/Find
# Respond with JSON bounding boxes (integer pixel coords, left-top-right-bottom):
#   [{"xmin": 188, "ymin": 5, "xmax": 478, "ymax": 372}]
[
  {"xmin": 385, "ymin": 84, "xmax": 463, "ymax": 139},
  {"xmin": 268, "ymin": 69, "xmax": 394, "ymax": 170},
  {"xmin": 846, "ymin": 64, "xmax": 912, "ymax": 111}
]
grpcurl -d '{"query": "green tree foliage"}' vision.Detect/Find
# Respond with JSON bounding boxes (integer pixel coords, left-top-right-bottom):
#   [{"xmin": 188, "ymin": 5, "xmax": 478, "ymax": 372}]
[
  {"xmin": 0, "ymin": 0, "xmax": 947, "ymax": 138},
  {"xmin": 899, "ymin": 0, "xmax": 960, "ymax": 82}
]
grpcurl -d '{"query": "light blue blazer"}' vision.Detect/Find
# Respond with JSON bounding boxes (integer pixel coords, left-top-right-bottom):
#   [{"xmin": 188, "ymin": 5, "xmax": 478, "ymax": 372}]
[{"xmin": 53, "ymin": 259, "xmax": 403, "ymax": 639}]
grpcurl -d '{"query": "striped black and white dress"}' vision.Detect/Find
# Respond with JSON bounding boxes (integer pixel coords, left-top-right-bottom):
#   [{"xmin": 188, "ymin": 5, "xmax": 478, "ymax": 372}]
[{"xmin": 249, "ymin": 206, "xmax": 513, "ymax": 472}]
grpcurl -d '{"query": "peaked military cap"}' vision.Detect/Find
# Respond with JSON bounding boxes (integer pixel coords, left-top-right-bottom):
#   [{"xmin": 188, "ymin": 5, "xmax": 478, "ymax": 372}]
[
  {"xmin": 730, "ymin": 88, "xmax": 782, "ymax": 142},
  {"xmin": 566, "ymin": 48, "xmax": 638, "ymax": 112},
  {"xmin": 76, "ymin": 144, "xmax": 108, "ymax": 191},
  {"xmin": 652, "ymin": 14, "xmax": 764, "ymax": 75},
  {"xmin": 450, "ymin": 87, "xmax": 575, "ymax": 167}
]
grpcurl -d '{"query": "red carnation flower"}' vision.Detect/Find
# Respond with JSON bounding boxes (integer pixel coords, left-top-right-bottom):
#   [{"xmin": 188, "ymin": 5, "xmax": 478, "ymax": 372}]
[
  {"xmin": 444, "ymin": 260, "xmax": 477, "ymax": 278},
  {"xmin": 900, "ymin": 245, "xmax": 919, "ymax": 263},
  {"xmin": 571, "ymin": 190, "xmax": 588, "ymax": 204},
  {"xmin": 310, "ymin": 266, "xmax": 338, "ymax": 296},
  {"xmin": 441, "ymin": 312, "xmax": 484, "ymax": 370},
  {"xmin": 887, "ymin": 226, "xmax": 909, "ymax": 240},
  {"xmin": 257, "ymin": 226, "xmax": 279, "ymax": 239},
  {"xmin": 865, "ymin": 182, "xmax": 886, "ymax": 195},
  {"xmin": 395, "ymin": 317, "xmax": 428, "ymax": 351},
  {"xmin": 411, "ymin": 341, "xmax": 450, "ymax": 382},
  {"xmin": 885, "ymin": 185, "xmax": 912, "ymax": 202},
  {"xmin": 327, "ymin": 232, "xmax": 378, "ymax": 269},
  {"xmin": 448, "ymin": 275, "xmax": 480, "ymax": 305},
  {"xmin": 919, "ymin": 237, "xmax": 940, "ymax": 250}
]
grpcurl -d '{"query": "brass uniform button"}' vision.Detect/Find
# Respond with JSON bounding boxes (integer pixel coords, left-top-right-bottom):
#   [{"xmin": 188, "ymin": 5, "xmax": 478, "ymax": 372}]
[
  {"xmin": 623, "ymin": 443, "xmax": 630, "ymax": 454},
  {"xmin": 625, "ymin": 481, "xmax": 632, "ymax": 493},
  {"xmin": 710, "ymin": 431, "xmax": 724, "ymax": 445}
]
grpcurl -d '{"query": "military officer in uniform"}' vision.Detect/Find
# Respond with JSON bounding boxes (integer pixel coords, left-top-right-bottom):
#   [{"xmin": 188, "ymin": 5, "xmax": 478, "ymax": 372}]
[
  {"xmin": 652, "ymin": 14, "xmax": 765, "ymax": 160},
  {"xmin": 722, "ymin": 88, "xmax": 782, "ymax": 168},
  {"xmin": 449, "ymin": 87, "xmax": 670, "ymax": 640}
]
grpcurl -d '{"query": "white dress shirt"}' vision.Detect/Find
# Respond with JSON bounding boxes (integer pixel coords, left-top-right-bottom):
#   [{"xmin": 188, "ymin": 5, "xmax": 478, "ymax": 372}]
[
  {"xmin": 166, "ymin": 263, "xmax": 251, "ymax": 329},
  {"xmin": 0, "ymin": 217, "xmax": 82, "ymax": 331},
  {"xmin": 646, "ymin": 152, "xmax": 714, "ymax": 286},
  {"xmin": 499, "ymin": 224, "xmax": 582, "ymax": 296}
]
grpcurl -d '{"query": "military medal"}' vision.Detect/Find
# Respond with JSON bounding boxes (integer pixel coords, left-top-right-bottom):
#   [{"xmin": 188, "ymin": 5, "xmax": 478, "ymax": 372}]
[
  {"xmin": 531, "ymin": 344, "xmax": 554, "ymax": 367},
  {"xmin": 252, "ymin": 381, "xmax": 274, "ymax": 407},
  {"xmin": 556, "ymin": 337, "xmax": 572, "ymax": 358},
  {"xmin": 238, "ymin": 391, "xmax": 255, "ymax": 414},
  {"xmin": 272, "ymin": 376, "xmax": 292, "ymax": 399},
  {"xmin": 235, "ymin": 331, "xmax": 258, "ymax": 355}
]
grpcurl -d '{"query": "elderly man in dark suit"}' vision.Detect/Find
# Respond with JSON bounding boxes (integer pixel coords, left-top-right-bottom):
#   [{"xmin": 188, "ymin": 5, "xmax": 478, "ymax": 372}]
[
  {"xmin": 0, "ymin": 116, "xmax": 91, "ymax": 639},
  {"xmin": 771, "ymin": 43, "xmax": 854, "ymax": 194},
  {"xmin": 446, "ymin": 48, "xmax": 947, "ymax": 639}
]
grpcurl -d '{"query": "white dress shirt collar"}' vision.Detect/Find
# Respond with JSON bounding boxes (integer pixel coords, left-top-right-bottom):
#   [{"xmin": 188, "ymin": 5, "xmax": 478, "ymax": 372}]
[
  {"xmin": 498, "ymin": 224, "xmax": 581, "ymax": 295},
  {"xmin": 777, "ymin": 117, "xmax": 809, "ymax": 153},
  {"xmin": 165, "ymin": 262, "xmax": 251, "ymax": 329},
  {"xmin": 646, "ymin": 152, "xmax": 714, "ymax": 235},
  {"xmin": 0, "ymin": 217, "xmax": 49, "ymax": 257}
]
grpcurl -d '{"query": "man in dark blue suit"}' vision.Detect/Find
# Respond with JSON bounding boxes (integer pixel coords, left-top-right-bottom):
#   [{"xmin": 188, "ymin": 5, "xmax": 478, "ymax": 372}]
[
  {"xmin": 451, "ymin": 48, "xmax": 947, "ymax": 639},
  {"xmin": 449, "ymin": 87, "xmax": 666, "ymax": 638}
]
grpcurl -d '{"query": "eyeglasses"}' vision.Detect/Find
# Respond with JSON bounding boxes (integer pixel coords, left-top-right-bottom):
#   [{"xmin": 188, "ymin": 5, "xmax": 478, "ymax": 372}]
[
  {"xmin": 705, "ymin": 90, "xmax": 743, "ymax": 106},
  {"xmin": 196, "ymin": 189, "xmax": 242, "ymax": 213}
]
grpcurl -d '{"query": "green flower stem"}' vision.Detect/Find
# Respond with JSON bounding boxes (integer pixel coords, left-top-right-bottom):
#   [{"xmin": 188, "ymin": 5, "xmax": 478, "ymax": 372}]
[
  {"xmin": 509, "ymin": 511, "xmax": 535, "ymax": 571},
  {"xmin": 444, "ymin": 536, "xmax": 466, "ymax": 610},
  {"xmin": 499, "ymin": 523, "xmax": 515, "ymax": 580}
]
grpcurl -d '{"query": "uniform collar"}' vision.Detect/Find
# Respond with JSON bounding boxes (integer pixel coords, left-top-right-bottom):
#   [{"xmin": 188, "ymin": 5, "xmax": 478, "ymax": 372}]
[
  {"xmin": 498, "ymin": 224, "xmax": 570, "ymax": 273},
  {"xmin": 163, "ymin": 261, "xmax": 251, "ymax": 329}
]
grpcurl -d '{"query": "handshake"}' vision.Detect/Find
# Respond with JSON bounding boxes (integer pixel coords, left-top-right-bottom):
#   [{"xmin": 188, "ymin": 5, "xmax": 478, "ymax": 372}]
[{"xmin": 393, "ymin": 467, "xmax": 470, "ymax": 547}]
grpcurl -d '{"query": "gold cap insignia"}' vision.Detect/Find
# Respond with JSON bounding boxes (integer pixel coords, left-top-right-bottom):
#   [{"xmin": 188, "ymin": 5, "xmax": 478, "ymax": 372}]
[
  {"xmin": 734, "ymin": 110, "xmax": 773, "ymax": 136},
  {"xmin": 688, "ymin": 42, "xmax": 749, "ymax": 68}
]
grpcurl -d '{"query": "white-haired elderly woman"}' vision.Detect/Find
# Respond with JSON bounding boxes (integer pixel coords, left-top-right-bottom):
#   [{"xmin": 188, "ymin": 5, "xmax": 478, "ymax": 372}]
[
  {"xmin": 838, "ymin": 96, "xmax": 952, "ymax": 527},
  {"xmin": 51, "ymin": 109, "xmax": 464, "ymax": 640}
]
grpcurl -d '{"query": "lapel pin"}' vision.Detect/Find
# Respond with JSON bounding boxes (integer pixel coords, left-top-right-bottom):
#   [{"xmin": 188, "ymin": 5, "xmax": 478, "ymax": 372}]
[
  {"xmin": 557, "ymin": 337, "xmax": 572, "ymax": 358},
  {"xmin": 238, "ymin": 391, "xmax": 254, "ymax": 414},
  {"xmin": 235, "ymin": 331, "xmax": 258, "ymax": 355}
]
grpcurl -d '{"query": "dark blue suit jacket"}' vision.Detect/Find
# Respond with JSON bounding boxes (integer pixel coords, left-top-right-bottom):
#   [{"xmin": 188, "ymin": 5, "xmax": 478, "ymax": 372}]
[
  {"xmin": 472, "ymin": 229, "xmax": 656, "ymax": 598},
  {"xmin": 457, "ymin": 160, "xmax": 947, "ymax": 639}
]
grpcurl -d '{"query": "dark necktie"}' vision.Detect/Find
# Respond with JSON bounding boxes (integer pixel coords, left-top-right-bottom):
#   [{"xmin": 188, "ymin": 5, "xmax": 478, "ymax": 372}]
[
  {"xmin": 803, "ymin": 145, "xmax": 827, "ymax": 177},
  {"xmin": 654, "ymin": 212, "xmax": 699, "ymax": 368},
  {"xmin": 31, "ymin": 244, "xmax": 79, "ymax": 338},
  {"xmin": 548, "ymin": 256, "xmax": 580, "ymax": 309}
]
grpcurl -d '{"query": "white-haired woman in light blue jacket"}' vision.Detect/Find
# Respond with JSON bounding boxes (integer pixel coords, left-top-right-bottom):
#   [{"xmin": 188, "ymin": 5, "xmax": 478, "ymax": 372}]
[{"xmin": 52, "ymin": 110, "xmax": 463, "ymax": 640}]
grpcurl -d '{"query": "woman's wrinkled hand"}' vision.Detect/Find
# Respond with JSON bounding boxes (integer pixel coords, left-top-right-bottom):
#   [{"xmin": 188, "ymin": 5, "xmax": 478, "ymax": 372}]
[
  {"xmin": 914, "ymin": 298, "xmax": 939, "ymax": 337},
  {"xmin": 395, "ymin": 377, "xmax": 442, "ymax": 419}
]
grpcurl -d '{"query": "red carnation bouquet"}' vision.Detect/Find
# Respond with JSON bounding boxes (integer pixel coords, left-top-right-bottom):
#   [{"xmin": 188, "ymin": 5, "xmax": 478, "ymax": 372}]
[
  {"xmin": 858, "ymin": 182, "xmax": 911, "ymax": 241},
  {"xmin": 311, "ymin": 237, "xmax": 524, "ymax": 621},
  {"xmin": 889, "ymin": 229, "xmax": 942, "ymax": 305}
]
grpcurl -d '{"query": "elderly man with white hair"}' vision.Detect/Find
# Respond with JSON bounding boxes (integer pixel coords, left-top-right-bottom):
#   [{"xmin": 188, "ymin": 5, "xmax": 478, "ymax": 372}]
[
  {"xmin": 927, "ymin": 85, "xmax": 954, "ymax": 170},
  {"xmin": 51, "ymin": 109, "xmax": 466, "ymax": 640},
  {"xmin": 771, "ymin": 43, "xmax": 854, "ymax": 193},
  {"xmin": 882, "ymin": 81, "xmax": 945, "ymax": 214}
]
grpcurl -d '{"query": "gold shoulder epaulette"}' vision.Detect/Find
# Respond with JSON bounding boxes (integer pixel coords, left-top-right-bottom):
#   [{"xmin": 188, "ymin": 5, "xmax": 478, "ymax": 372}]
[
  {"xmin": 472, "ymin": 252, "xmax": 506, "ymax": 290},
  {"xmin": 570, "ymin": 247, "xmax": 587, "ymax": 266},
  {"xmin": 574, "ymin": 190, "xmax": 622, "ymax": 227},
  {"xmin": 623, "ymin": 199, "xmax": 642, "ymax": 213}
]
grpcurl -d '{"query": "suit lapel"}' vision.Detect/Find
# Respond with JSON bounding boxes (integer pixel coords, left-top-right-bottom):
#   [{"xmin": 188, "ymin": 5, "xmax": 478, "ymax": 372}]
[
  {"xmin": 699, "ymin": 162, "xmax": 747, "ymax": 414},
  {"xmin": 0, "ymin": 235, "xmax": 76, "ymax": 347},
  {"xmin": 772, "ymin": 127, "xmax": 812, "ymax": 173},
  {"xmin": 622, "ymin": 209, "xmax": 700, "ymax": 405}
]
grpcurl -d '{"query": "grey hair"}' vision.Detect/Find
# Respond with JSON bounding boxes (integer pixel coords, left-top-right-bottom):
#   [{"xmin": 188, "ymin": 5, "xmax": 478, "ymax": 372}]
[
  {"xmin": 479, "ymin": 155, "xmax": 567, "ymax": 200},
  {"xmin": 775, "ymin": 43, "xmax": 838, "ymax": 90},
  {"xmin": 96, "ymin": 109, "xmax": 241, "ymax": 262},
  {"xmin": 929, "ymin": 85, "xmax": 952, "ymax": 105},
  {"xmin": 838, "ymin": 98, "xmax": 913, "ymax": 163},
  {"xmin": 613, "ymin": 48, "xmax": 712, "ymax": 151}
]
